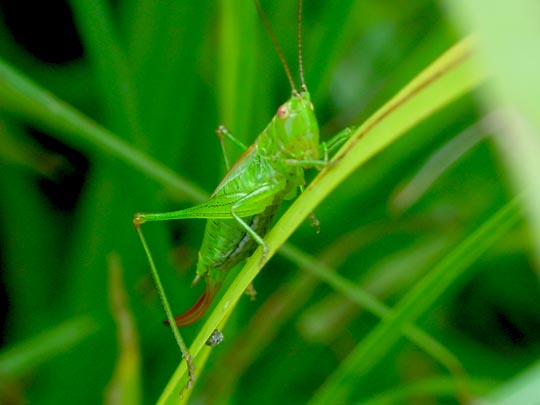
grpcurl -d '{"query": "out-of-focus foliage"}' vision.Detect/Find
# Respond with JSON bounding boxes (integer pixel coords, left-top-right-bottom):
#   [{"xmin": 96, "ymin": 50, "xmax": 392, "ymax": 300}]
[{"xmin": 0, "ymin": 0, "xmax": 538, "ymax": 404}]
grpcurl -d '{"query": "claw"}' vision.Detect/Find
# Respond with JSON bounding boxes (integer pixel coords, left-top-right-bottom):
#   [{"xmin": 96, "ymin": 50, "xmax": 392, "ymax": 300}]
[
  {"xmin": 178, "ymin": 352, "xmax": 196, "ymax": 397},
  {"xmin": 133, "ymin": 213, "xmax": 146, "ymax": 227}
]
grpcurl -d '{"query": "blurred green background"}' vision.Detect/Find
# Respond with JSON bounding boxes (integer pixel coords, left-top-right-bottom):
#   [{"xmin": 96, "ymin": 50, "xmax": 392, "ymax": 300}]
[{"xmin": 1, "ymin": 0, "xmax": 539, "ymax": 404}]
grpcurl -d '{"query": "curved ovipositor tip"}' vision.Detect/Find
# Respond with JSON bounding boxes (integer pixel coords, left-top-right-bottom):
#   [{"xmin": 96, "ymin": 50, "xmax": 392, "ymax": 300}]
[{"xmin": 164, "ymin": 278, "xmax": 221, "ymax": 327}]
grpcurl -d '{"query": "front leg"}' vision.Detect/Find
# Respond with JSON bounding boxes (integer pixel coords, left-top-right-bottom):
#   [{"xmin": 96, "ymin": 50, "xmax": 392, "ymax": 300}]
[
  {"xmin": 319, "ymin": 126, "xmax": 356, "ymax": 161},
  {"xmin": 283, "ymin": 127, "xmax": 356, "ymax": 169},
  {"xmin": 216, "ymin": 125, "xmax": 248, "ymax": 170}
]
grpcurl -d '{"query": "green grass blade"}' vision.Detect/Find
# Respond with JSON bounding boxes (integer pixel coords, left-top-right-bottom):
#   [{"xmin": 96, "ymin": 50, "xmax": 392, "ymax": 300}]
[
  {"xmin": 0, "ymin": 58, "xmax": 206, "ymax": 201},
  {"xmin": 485, "ymin": 359, "xmax": 540, "ymax": 404},
  {"xmin": 445, "ymin": 0, "xmax": 540, "ymax": 271},
  {"xmin": 280, "ymin": 243, "xmax": 468, "ymax": 390},
  {"xmin": 217, "ymin": 0, "xmax": 258, "ymax": 146},
  {"xmin": 361, "ymin": 376, "xmax": 495, "ymax": 405},
  {"xmin": 104, "ymin": 254, "xmax": 142, "ymax": 405},
  {"xmin": 310, "ymin": 195, "xmax": 523, "ymax": 404},
  {"xmin": 0, "ymin": 316, "xmax": 97, "ymax": 381},
  {"xmin": 68, "ymin": 0, "xmax": 141, "ymax": 140}
]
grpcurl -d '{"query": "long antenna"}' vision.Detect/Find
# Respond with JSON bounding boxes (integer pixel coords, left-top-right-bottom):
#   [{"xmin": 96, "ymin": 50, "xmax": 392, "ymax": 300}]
[
  {"xmin": 254, "ymin": 0, "xmax": 298, "ymax": 94},
  {"xmin": 298, "ymin": 0, "xmax": 307, "ymax": 92}
]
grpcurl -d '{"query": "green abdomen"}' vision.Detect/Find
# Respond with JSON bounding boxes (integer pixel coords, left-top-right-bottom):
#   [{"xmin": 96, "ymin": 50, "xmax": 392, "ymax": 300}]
[{"xmin": 196, "ymin": 202, "xmax": 280, "ymax": 280}]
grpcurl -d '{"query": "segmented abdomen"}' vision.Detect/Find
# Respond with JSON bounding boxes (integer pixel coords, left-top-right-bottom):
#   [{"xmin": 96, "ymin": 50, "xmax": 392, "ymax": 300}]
[{"xmin": 197, "ymin": 201, "xmax": 280, "ymax": 278}]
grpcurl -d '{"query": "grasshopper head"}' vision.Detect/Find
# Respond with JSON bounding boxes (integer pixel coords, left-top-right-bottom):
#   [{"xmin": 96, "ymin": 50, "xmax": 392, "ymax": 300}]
[{"xmin": 271, "ymin": 91, "xmax": 319, "ymax": 162}]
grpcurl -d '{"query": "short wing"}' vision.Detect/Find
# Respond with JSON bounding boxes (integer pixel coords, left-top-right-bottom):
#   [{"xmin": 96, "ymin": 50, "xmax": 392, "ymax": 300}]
[{"xmin": 212, "ymin": 143, "xmax": 257, "ymax": 197}]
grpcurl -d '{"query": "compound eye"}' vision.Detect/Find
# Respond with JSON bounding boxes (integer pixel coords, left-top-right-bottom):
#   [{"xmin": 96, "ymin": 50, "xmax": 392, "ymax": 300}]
[{"xmin": 277, "ymin": 105, "xmax": 289, "ymax": 119}]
